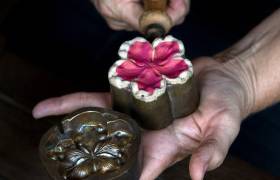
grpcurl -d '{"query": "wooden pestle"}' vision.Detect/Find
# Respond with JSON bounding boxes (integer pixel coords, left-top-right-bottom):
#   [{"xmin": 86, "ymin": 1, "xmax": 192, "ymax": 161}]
[{"xmin": 139, "ymin": 0, "xmax": 172, "ymax": 40}]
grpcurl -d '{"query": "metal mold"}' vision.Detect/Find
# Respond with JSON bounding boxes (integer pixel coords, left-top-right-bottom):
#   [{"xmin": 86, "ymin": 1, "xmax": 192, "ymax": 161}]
[{"xmin": 39, "ymin": 107, "xmax": 141, "ymax": 180}]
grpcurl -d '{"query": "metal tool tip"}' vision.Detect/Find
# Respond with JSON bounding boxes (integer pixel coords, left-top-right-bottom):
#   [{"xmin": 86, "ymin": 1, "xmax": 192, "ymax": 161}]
[{"xmin": 145, "ymin": 24, "xmax": 165, "ymax": 42}]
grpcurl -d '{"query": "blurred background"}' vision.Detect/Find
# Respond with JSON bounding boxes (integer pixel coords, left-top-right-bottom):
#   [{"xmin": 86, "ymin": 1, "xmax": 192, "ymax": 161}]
[{"xmin": 0, "ymin": 0, "xmax": 279, "ymax": 179}]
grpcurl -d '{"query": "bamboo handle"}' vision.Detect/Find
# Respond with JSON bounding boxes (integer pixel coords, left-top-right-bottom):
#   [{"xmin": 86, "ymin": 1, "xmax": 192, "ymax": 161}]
[{"xmin": 139, "ymin": 0, "xmax": 172, "ymax": 40}]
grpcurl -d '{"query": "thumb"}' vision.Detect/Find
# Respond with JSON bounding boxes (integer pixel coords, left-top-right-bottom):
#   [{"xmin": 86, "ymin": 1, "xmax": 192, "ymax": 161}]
[
  {"xmin": 189, "ymin": 124, "xmax": 239, "ymax": 180},
  {"xmin": 32, "ymin": 92, "xmax": 111, "ymax": 119},
  {"xmin": 189, "ymin": 139, "xmax": 222, "ymax": 180}
]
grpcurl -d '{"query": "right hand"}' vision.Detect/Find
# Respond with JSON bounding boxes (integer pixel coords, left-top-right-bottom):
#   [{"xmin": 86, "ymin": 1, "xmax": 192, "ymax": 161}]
[{"xmin": 91, "ymin": 0, "xmax": 190, "ymax": 31}]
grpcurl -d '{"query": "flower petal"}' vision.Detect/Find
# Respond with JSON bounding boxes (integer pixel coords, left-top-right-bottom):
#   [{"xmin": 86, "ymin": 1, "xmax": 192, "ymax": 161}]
[
  {"xmin": 154, "ymin": 41, "xmax": 182, "ymax": 63},
  {"xmin": 156, "ymin": 58, "xmax": 188, "ymax": 78},
  {"xmin": 119, "ymin": 37, "xmax": 146, "ymax": 59},
  {"xmin": 96, "ymin": 158, "xmax": 119, "ymax": 174},
  {"xmin": 68, "ymin": 159, "xmax": 94, "ymax": 179},
  {"xmin": 95, "ymin": 142, "xmax": 122, "ymax": 158},
  {"xmin": 136, "ymin": 68, "xmax": 162, "ymax": 94},
  {"xmin": 116, "ymin": 60, "xmax": 144, "ymax": 81},
  {"xmin": 128, "ymin": 41, "xmax": 152, "ymax": 63}
]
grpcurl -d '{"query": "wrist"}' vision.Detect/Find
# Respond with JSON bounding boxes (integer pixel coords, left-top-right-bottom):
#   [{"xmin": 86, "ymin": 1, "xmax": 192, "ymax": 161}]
[
  {"xmin": 214, "ymin": 9, "xmax": 280, "ymax": 118},
  {"xmin": 221, "ymin": 57, "xmax": 257, "ymax": 119}
]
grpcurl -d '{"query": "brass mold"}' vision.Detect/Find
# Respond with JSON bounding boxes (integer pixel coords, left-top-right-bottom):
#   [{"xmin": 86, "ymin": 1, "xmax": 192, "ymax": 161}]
[{"xmin": 39, "ymin": 107, "xmax": 141, "ymax": 180}]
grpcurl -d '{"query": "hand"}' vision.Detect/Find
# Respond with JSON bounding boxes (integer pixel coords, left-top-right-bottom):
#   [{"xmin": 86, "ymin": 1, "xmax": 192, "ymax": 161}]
[
  {"xmin": 32, "ymin": 58, "xmax": 249, "ymax": 180},
  {"xmin": 33, "ymin": 10, "xmax": 280, "ymax": 179},
  {"xmin": 91, "ymin": 0, "xmax": 190, "ymax": 31},
  {"xmin": 140, "ymin": 57, "xmax": 249, "ymax": 180}
]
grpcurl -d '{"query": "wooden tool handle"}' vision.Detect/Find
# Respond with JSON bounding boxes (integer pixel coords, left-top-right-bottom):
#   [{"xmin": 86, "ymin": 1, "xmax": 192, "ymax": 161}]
[
  {"xmin": 143, "ymin": 0, "xmax": 168, "ymax": 11},
  {"xmin": 139, "ymin": 0, "xmax": 172, "ymax": 40}
]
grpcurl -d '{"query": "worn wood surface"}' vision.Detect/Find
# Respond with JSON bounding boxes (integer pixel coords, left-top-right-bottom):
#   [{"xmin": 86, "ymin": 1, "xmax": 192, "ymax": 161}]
[{"xmin": 0, "ymin": 34, "xmax": 277, "ymax": 179}]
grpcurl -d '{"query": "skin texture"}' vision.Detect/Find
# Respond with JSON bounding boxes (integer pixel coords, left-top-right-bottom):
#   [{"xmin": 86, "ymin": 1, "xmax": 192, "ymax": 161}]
[
  {"xmin": 33, "ymin": 8, "xmax": 280, "ymax": 180},
  {"xmin": 91, "ymin": 0, "xmax": 189, "ymax": 31}
]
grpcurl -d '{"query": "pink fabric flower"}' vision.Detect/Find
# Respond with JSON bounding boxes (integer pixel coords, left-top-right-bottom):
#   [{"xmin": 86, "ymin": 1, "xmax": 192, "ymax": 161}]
[
  {"xmin": 109, "ymin": 36, "xmax": 193, "ymax": 102},
  {"xmin": 116, "ymin": 36, "xmax": 188, "ymax": 94}
]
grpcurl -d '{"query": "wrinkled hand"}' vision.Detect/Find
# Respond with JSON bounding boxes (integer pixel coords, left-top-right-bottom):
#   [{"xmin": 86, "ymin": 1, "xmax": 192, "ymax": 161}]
[
  {"xmin": 91, "ymin": 0, "xmax": 189, "ymax": 31},
  {"xmin": 33, "ymin": 58, "xmax": 248, "ymax": 180},
  {"xmin": 139, "ymin": 57, "xmax": 248, "ymax": 180}
]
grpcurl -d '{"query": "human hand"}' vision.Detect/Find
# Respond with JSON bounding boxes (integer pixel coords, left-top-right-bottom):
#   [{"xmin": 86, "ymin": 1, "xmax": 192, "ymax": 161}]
[
  {"xmin": 91, "ymin": 0, "xmax": 189, "ymax": 31},
  {"xmin": 33, "ymin": 9, "xmax": 280, "ymax": 179},
  {"xmin": 32, "ymin": 58, "xmax": 251, "ymax": 180},
  {"xmin": 139, "ymin": 57, "xmax": 253, "ymax": 179}
]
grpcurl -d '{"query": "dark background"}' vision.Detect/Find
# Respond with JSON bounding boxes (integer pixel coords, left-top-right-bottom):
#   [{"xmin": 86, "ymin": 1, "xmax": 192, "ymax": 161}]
[
  {"xmin": 0, "ymin": 0, "xmax": 280, "ymax": 177},
  {"xmin": 1, "ymin": 0, "xmax": 279, "ymax": 91}
]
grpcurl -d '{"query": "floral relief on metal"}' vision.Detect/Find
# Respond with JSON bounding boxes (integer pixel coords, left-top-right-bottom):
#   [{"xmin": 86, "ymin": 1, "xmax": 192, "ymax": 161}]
[{"xmin": 40, "ymin": 108, "xmax": 140, "ymax": 180}]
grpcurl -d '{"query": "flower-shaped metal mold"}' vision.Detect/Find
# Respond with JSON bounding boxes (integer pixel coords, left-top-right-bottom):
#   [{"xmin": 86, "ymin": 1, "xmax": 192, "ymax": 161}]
[
  {"xmin": 39, "ymin": 107, "xmax": 141, "ymax": 180},
  {"xmin": 109, "ymin": 35, "xmax": 199, "ymax": 130}
]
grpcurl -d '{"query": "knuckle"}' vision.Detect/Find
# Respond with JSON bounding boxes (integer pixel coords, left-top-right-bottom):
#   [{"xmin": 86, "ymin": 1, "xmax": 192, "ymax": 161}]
[
  {"xmin": 175, "ymin": 0, "xmax": 189, "ymax": 15},
  {"xmin": 176, "ymin": 17, "xmax": 186, "ymax": 25},
  {"xmin": 108, "ymin": 23, "xmax": 125, "ymax": 30},
  {"xmin": 181, "ymin": 5, "xmax": 188, "ymax": 15},
  {"xmin": 78, "ymin": 92, "xmax": 90, "ymax": 105},
  {"xmin": 100, "ymin": 8, "xmax": 111, "ymax": 17},
  {"xmin": 96, "ymin": 2, "xmax": 113, "ymax": 18},
  {"xmin": 179, "ymin": 8, "xmax": 188, "ymax": 20},
  {"xmin": 58, "ymin": 96, "xmax": 68, "ymax": 111}
]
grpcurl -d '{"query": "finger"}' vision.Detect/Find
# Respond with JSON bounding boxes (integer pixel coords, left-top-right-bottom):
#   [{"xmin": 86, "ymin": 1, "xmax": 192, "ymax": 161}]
[
  {"xmin": 140, "ymin": 112, "xmax": 209, "ymax": 180},
  {"xmin": 140, "ymin": 129, "xmax": 183, "ymax": 180},
  {"xmin": 95, "ymin": 0, "xmax": 143, "ymax": 31},
  {"xmin": 104, "ymin": 17, "xmax": 131, "ymax": 31},
  {"xmin": 140, "ymin": 156, "xmax": 169, "ymax": 180},
  {"xmin": 189, "ymin": 139, "xmax": 218, "ymax": 180},
  {"xmin": 167, "ymin": 0, "xmax": 189, "ymax": 25},
  {"xmin": 32, "ymin": 92, "xmax": 111, "ymax": 119},
  {"xmin": 189, "ymin": 121, "xmax": 240, "ymax": 180},
  {"xmin": 119, "ymin": 2, "xmax": 143, "ymax": 31}
]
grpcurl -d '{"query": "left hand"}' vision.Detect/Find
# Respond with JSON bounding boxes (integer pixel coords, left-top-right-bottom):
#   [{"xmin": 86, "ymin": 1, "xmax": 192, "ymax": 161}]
[{"xmin": 33, "ymin": 58, "xmax": 246, "ymax": 180}]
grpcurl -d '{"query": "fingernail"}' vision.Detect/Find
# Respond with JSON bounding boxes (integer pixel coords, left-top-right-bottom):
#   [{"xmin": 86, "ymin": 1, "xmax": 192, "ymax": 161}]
[
  {"xmin": 32, "ymin": 111, "xmax": 41, "ymax": 119},
  {"xmin": 32, "ymin": 106, "xmax": 44, "ymax": 119}
]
